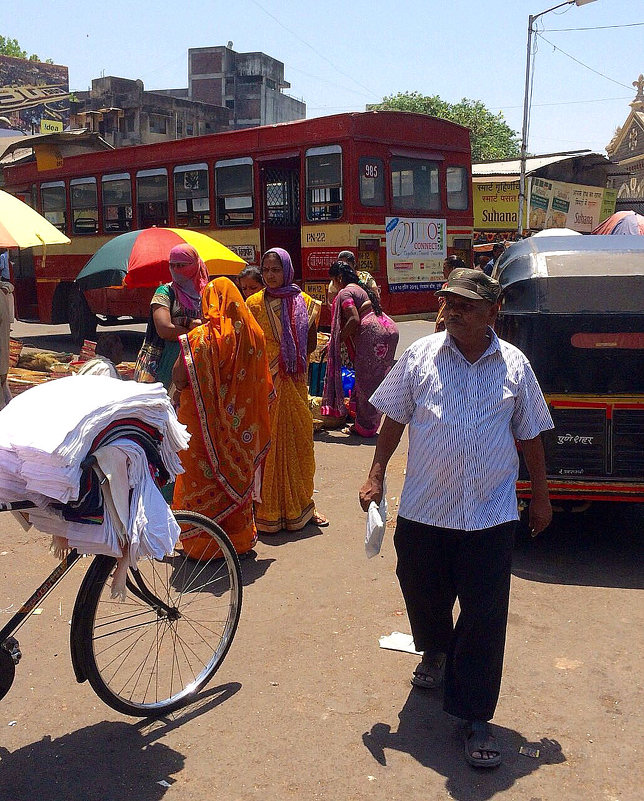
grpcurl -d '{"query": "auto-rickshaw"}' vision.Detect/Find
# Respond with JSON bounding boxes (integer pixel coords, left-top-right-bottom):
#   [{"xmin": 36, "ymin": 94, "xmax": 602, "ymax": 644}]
[{"xmin": 494, "ymin": 235, "xmax": 644, "ymax": 505}]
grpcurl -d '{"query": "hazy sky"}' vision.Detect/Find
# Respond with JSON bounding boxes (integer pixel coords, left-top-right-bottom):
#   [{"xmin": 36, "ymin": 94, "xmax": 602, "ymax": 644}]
[{"xmin": 9, "ymin": 0, "xmax": 643, "ymax": 156}]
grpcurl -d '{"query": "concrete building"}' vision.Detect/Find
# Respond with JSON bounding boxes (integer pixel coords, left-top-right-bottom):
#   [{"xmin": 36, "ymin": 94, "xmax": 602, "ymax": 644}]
[
  {"xmin": 70, "ymin": 76, "xmax": 231, "ymax": 147},
  {"xmin": 606, "ymin": 74, "xmax": 644, "ymax": 214},
  {"xmin": 187, "ymin": 44, "xmax": 305, "ymax": 128}
]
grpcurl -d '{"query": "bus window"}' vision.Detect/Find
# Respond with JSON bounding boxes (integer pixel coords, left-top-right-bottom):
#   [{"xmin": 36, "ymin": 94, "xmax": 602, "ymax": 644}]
[
  {"xmin": 70, "ymin": 177, "xmax": 98, "ymax": 234},
  {"xmin": 215, "ymin": 158, "xmax": 253, "ymax": 226},
  {"xmin": 359, "ymin": 157, "xmax": 384, "ymax": 207},
  {"xmin": 447, "ymin": 166, "xmax": 468, "ymax": 210},
  {"xmin": 40, "ymin": 181, "xmax": 67, "ymax": 232},
  {"xmin": 102, "ymin": 173, "xmax": 132, "ymax": 232},
  {"xmin": 174, "ymin": 163, "xmax": 210, "ymax": 228},
  {"xmin": 306, "ymin": 145, "xmax": 342, "ymax": 221},
  {"xmin": 391, "ymin": 157, "xmax": 440, "ymax": 211},
  {"xmin": 136, "ymin": 168, "xmax": 168, "ymax": 228}
]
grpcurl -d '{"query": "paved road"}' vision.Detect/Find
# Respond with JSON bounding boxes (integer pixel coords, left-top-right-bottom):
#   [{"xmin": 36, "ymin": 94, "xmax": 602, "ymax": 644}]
[
  {"xmin": 1, "ymin": 321, "xmax": 642, "ymax": 801},
  {"xmin": 10, "ymin": 317, "xmax": 432, "ymax": 362}
]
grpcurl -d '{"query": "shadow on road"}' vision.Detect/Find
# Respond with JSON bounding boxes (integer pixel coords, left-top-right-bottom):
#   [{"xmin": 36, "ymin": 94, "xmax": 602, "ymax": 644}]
[
  {"xmin": 0, "ymin": 682, "xmax": 240, "ymax": 801},
  {"xmin": 314, "ymin": 429, "xmax": 378, "ymax": 447},
  {"xmin": 363, "ymin": 688, "xmax": 565, "ymax": 801},
  {"xmin": 513, "ymin": 502, "xmax": 644, "ymax": 589},
  {"xmin": 239, "ymin": 553, "xmax": 276, "ymax": 586}
]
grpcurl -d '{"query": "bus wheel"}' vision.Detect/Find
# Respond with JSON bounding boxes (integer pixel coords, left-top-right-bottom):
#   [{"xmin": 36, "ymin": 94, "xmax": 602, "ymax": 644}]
[{"xmin": 69, "ymin": 290, "xmax": 97, "ymax": 346}]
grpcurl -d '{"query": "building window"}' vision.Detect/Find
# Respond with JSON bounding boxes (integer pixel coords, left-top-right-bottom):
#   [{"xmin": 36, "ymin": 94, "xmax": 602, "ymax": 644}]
[
  {"xmin": 186, "ymin": 123, "xmax": 194, "ymax": 136},
  {"xmin": 446, "ymin": 166, "xmax": 468, "ymax": 210},
  {"xmin": 215, "ymin": 158, "xmax": 254, "ymax": 226},
  {"xmin": 176, "ymin": 118, "xmax": 183, "ymax": 136},
  {"xmin": 391, "ymin": 157, "xmax": 440, "ymax": 211},
  {"xmin": 126, "ymin": 114, "xmax": 135, "ymax": 133},
  {"xmin": 306, "ymin": 146, "xmax": 343, "ymax": 221},
  {"xmin": 225, "ymin": 99, "xmax": 235, "ymax": 110},
  {"xmin": 40, "ymin": 181, "xmax": 67, "ymax": 232},
  {"xmin": 174, "ymin": 163, "xmax": 210, "ymax": 228},
  {"xmin": 149, "ymin": 114, "xmax": 168, "ymax": 135},
  {"xmin": 102, "ymin": 173, "xmax": 132, "ymax": 232},
  {"xmin": 70, "ymin": 177, "xmax": 98, "ymax": 234},
  {"xmin": 136, "ymin": 168, "xmax": 168, "ymax": 228},
  {"xmin": 359, "ymin": 157, "xmax": 384, "ymax": 207}
]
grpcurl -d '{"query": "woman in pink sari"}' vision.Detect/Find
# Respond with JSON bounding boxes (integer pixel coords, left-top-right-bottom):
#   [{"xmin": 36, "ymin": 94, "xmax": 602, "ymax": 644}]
[{"xmin": 322, "ymin": 261, "xmax": 399, "ymax": 437}]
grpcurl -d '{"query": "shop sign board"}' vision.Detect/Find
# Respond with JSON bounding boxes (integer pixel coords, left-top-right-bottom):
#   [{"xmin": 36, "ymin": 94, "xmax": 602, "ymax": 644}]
[
  {"xmin": 529, "ymin": 179, "xmax": 615, "ymax": 233},
  {"xmin": 473, "ymin": 180, "xmax": 527, "ymax": 230},
  {"xmin": 385, "ymin": 217, "xmax": 446, "ymax": 293}
]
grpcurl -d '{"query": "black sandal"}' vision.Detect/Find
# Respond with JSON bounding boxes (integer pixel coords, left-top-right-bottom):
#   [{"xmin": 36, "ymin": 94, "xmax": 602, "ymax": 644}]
[{"xmin": 464, "ymin": 721, "xmax": 501, "ymax": 768}]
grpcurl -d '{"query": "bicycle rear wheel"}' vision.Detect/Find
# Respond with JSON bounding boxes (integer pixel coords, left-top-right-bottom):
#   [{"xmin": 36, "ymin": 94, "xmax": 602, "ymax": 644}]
[{"xmin": 72, "ymin": 511, "xmax": 242, "ymax": 717}]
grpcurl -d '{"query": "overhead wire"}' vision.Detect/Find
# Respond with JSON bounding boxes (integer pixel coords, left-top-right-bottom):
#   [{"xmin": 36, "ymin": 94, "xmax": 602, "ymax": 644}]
[
  {"xmin": 543, "ymin": 22, "xmax": 644, "ymax": 32},
  {"xmin": 246, "ymin": 0, "xmax": 376, "ymax": 97},
  {"xmin": 535, "ymin": 31, "xmax": 633, "ymax": 90}
]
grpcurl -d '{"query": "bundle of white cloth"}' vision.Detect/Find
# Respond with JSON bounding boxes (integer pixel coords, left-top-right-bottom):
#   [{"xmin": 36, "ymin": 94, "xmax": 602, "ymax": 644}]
[{"xmin": 0, "ymin": 376, "xmax": 190, "ymax": 577}]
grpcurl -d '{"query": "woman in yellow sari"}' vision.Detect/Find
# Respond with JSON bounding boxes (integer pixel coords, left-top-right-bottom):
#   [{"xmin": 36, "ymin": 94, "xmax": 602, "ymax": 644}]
[
  {"xmin": 171, "ymin": 277, "xmax": 272, "ymax": 557},
  {"xmin": 246, "ymin": 247, "xmax": 327, "ymax": 533}
]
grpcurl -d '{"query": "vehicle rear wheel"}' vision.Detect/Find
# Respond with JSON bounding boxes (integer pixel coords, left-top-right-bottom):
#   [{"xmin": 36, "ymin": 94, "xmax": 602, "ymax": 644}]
[
  {"xmin": 71, "ymin": 511, "xmax": 242, "ymax": 717},
  {"xmin": 68, "ymin": 290, "xmax": 97, "ymax": 346}
]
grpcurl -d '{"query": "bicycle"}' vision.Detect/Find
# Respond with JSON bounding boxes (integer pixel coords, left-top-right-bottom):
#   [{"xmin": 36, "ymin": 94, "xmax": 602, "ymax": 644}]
[{"xmin": 0, "ymin": 505, "xmax": 242, "ymax": 717}]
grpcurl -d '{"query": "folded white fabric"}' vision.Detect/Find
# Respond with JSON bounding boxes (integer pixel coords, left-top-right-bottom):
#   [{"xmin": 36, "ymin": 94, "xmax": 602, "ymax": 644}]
[
  {"xmin": 0, "ymin": 375, "xmax": 189, "ymax": 505},
  {"xmin": 26, "ymin": 439, "xmax": 181, "ymax": 564}
]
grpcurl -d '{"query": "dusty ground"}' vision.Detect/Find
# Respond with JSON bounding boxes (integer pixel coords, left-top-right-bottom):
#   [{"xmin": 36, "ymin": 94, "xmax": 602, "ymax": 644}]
[{"xmin": 0, "ymin": 321, "xmax": 642, "ymax": 800}]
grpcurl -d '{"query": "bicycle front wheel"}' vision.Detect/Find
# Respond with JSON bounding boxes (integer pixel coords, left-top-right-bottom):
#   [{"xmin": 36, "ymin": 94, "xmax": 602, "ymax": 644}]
[{"xmin": 72, "ymin": 511, "xmax": 242, "ymax": 717}]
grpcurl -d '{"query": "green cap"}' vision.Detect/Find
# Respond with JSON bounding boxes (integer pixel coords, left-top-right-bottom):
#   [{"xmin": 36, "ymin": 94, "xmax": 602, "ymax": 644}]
[{"xmin": 435, "ymin": 268, "xmax": 501, "ymax": 303}]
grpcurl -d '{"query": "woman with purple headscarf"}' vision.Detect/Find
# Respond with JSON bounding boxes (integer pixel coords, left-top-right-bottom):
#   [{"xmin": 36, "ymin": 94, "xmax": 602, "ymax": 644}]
[
  {"xmin": 134, "ymin": 244, "xmax": 208, "ymax": 388},
  {"xmin": 246, "ymin": 248, "xmax": 328, "ymax": 532}
]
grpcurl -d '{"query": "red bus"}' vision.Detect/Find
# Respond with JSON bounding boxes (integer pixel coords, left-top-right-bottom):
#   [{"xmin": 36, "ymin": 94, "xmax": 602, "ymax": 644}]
[{"xmin": 2, "ymin": 111, "xmax": 473, "ymax": 342}]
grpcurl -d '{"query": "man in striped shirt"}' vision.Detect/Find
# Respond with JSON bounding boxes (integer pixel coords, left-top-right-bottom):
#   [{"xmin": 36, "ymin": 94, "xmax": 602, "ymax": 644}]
[{"xmin": 360, "ymin": 268, "xmax": 553, "ymax": 768}]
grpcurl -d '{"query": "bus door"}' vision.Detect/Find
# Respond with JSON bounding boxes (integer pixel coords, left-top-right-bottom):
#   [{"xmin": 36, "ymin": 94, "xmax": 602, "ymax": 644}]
[
  {"xmin": 260, "ymin": 157, "xmax": 301, "ymax": 278},
  {"xmin": 11, "ymin": 248, "xmax": 39, "ymax": 321}
]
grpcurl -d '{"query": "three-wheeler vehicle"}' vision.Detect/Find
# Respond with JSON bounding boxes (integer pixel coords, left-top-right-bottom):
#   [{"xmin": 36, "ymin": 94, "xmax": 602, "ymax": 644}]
[{"xmin": 494, "ymin": 235, "xmax": 644, "ymax": 507}]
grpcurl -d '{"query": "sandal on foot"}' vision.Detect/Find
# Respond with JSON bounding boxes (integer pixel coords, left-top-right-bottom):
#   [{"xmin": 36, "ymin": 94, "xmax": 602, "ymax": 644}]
[
  {"xmin": 411, "ymin": 652, "xmax": 445, "ymax": 689},
  {"xmin": 464, "ymin": 721, "xmax": 501, "ymax": 768},
  {"xmin": 311, "ymin": 511, "xmax": 329, "ymax": 527}
]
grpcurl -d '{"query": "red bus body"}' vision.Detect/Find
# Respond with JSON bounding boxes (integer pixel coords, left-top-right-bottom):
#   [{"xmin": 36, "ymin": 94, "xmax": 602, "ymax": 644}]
[{"xmin": 2, "ymin": 112, "xmax": 473, "ymax": 333}]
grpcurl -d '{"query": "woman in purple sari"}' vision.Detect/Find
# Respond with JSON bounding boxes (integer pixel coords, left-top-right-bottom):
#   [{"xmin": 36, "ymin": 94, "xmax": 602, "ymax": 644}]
[{"xmin": 322, "ymin": 261, "xmax": 399, "ymax": 437}]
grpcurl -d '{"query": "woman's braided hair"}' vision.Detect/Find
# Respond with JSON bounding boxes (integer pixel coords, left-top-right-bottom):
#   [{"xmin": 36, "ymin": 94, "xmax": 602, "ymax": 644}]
[{"xmin": 329, "ymin": 260, "xmax": 383, "ymax": 316}]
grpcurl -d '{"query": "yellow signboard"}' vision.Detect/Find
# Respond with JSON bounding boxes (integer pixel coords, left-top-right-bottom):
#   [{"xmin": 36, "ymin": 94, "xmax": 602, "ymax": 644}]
[
  {"xmin": 40, "ymin": 118, "xmax": 63, "ymax": 134},
  {"xmin": 473, "ymin": 181, "xmax": 527, "ymax": 231},
  {"xmin": 34, "ymin": 144, "xmax": 63, "ymax": 171}
]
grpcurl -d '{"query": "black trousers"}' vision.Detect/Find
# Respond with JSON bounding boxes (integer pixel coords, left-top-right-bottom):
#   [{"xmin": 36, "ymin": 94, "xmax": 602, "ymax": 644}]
[{"xmin": 394, "ymin": 516, "xmax": 516, "ymax": 722}]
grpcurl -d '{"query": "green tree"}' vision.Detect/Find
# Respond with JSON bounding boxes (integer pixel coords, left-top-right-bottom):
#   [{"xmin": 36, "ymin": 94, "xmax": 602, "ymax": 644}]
[
  {"xmin": 0, "ymin": 35, "xmax": 53, "ymax": 63},
  {"xmin": 368, "ymin": 91, "xmax": 520, "ymax": 162}
]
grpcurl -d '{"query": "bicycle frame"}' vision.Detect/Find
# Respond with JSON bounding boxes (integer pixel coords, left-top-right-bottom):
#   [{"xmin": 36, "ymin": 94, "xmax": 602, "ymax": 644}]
[{"xmin": 0, "ymin": 500, "xmax": 83, "ymax": 700}]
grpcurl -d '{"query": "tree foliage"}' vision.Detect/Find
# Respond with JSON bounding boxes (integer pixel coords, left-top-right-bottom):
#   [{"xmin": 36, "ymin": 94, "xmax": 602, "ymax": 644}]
[
  {"xmin": 0, "ymin": 35, "xmax": 53, "ymax": 63},
  {"xmin": 368, "ymin": 91, "xmax": 520, "ymax": 162}
]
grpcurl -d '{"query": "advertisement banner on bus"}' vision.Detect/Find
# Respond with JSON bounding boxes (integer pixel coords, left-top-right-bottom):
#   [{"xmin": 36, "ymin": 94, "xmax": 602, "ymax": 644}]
[{"xmin": 385, "ymin": 217, "xmax": 446, "ymax": 293}]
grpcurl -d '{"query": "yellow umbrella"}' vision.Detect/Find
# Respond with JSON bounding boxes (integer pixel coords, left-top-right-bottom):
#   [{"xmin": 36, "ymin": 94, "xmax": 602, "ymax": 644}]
[{"xmin": 0, "ymin": 189, "xmax": 71, "ymax": 248}]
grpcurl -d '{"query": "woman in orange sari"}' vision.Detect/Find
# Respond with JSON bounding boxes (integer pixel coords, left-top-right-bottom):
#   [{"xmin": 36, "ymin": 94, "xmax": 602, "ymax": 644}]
[
  {"xmin": 171, "ymin": 277, "xmax": 272, "ymax": 557},
  {"xmin": 246, "ymin": 248, "xmax": 327, "ymax": 533}
]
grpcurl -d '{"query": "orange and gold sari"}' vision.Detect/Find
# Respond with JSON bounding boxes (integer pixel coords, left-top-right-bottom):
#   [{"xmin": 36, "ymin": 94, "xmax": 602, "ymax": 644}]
[
  {"xmin": 172, "ymin": 278, "xmax": 272, "ymax": 556},
  {"xmin": 246, "ymin": 288, "xmax": 321, "ymax": 533}
]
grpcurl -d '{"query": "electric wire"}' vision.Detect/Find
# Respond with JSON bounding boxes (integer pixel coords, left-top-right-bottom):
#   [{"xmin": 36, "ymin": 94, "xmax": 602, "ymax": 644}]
[
  {"xmin": 246, "ymin": 0, "xmax": 376, "ymax": 97},
  {"xmin": 535, "ymin": 32, "xmax": 633, "ymax": 90}
]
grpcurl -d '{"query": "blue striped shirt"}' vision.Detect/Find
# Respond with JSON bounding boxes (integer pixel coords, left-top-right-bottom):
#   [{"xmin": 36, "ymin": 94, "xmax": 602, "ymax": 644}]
[{"xmin": 370, "ymin": 329, "xmax": 553, "ymax": 531}]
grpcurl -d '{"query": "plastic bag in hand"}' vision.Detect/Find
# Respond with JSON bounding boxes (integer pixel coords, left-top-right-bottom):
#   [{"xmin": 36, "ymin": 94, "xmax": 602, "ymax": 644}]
[{"xmin": 365, "ymin": 481, "xmax": 387, "ymax": 559}]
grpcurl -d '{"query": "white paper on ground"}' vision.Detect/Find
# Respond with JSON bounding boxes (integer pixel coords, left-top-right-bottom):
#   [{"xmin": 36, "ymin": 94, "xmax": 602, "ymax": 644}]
[{"xmin": 379, "ymin": 631, "xmax": 422, "ymax": 655}]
